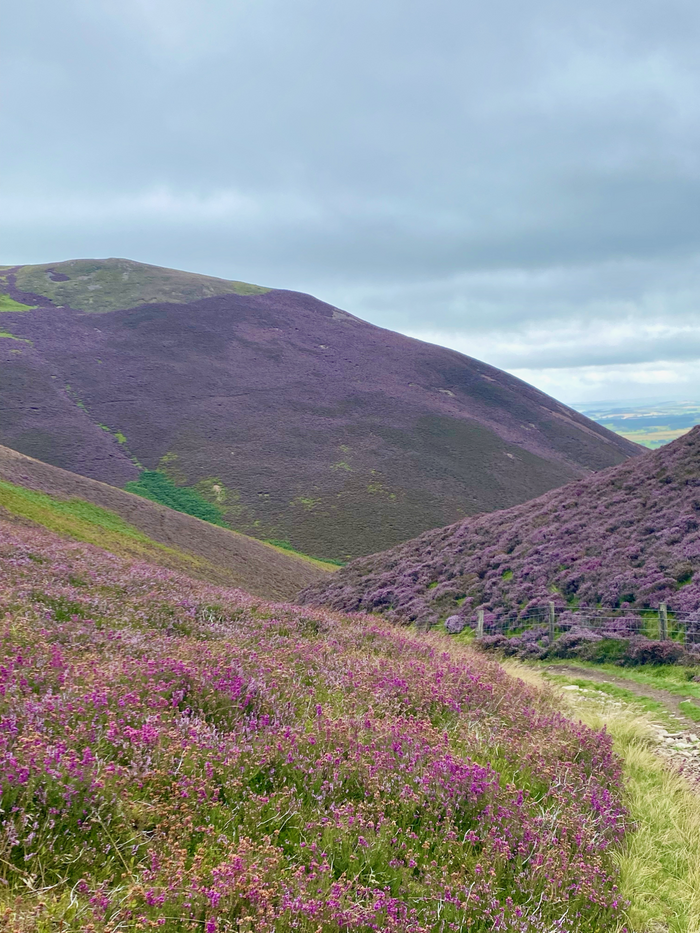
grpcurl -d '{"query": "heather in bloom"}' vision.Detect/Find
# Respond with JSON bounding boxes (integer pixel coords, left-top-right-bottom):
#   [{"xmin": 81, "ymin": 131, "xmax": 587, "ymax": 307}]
[
  {"xmin": 301, "ymin": 426, "xmax": 700, "ymax": 627},
  {"xmin": 0, "ymin": 518, "xmax": 626, "ymax": 931}
]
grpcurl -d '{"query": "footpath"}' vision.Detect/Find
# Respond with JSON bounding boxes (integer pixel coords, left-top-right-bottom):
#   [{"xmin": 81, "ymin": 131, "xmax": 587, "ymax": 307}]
[{"xmin": 544, "ymin": 663, "xmax": 700, "ymax": 789}]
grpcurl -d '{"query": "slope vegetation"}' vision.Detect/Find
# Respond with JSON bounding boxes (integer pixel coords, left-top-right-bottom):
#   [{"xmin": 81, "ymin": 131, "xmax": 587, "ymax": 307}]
[
  {"xmin": 300, "ymin": 426, "xmax": 700, "ymax": 625},
  {"xmin": 0, "ymin": 444, "xmax": 330, "ymax": 600},
  {"xmin": 0, "ymin": 258, "xmax": 638, "ymax": 560},
  {"xmin": 0, "ymin": 516, "xmax": 626, "ymax": 931}
]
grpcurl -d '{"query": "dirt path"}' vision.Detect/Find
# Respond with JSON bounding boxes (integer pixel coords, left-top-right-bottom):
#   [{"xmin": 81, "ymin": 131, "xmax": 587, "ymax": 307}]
[
  {"xmin": 544, "ymin": 663, "xmax": 700, "ymax": 724},
  {"xmin": 544, "ymin": 663, "xmax": 700, "ymax": 788}
]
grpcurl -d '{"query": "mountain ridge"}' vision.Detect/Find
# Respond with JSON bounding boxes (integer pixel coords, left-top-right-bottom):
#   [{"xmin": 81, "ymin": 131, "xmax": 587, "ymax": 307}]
[{"xmin": 0, "ymin": 258, "xmax": 640, "ymax": 559}]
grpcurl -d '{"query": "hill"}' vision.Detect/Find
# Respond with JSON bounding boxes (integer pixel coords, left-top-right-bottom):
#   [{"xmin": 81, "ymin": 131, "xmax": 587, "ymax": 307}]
[
  {"xmin": 0, "ymin": 444, "xmax": 331, "ymax": 600},
  {"xmin": 0, "ymin": 513, "xmax": 626, "ymax": 931},
  {"xmin": 300, "ymin": 426, "xmax": 700, "ymax": 625},
  {"xmin": 0, "ymin": 258, "xmax": 639, "ymax": 560}
]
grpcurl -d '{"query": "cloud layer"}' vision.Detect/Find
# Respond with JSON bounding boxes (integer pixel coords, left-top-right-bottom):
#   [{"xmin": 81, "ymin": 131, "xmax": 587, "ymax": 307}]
[{"xmin": 4, "ymin": 0, "xmax": 700, "ymax": 402}]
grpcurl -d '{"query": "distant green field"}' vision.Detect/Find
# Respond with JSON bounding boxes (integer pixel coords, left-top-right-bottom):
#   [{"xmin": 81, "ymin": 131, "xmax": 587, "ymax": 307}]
[{"xmin": 578, "ymin": 400, "xmax": 700, "ymax": 449}]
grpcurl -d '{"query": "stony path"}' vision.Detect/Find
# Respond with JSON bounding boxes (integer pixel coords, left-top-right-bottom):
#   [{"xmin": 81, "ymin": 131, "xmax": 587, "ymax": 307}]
[
  {"xmin": 544, "ymin": 664, "xmax": 700, "ymax": 788},
  {"xmin": 544, "ymin": 663, "xmax": 700, "ymax": 723}
]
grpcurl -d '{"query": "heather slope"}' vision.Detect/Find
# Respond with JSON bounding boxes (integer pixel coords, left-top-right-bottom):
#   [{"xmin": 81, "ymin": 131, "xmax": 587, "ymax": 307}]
[
  {"xmin": 0, "ymin": 259, "xmax": 638, "ymax": 560},
  {"xmin": 300, "ymin": 426, "xmax": 700, "ymax": 626},
  {"xmin": 0, "ymin": 444, "xmax": 331, "ymax": 599},
  {"xmin": 0, "ymin": 517, "xmax": 626, "ymax": 931}
]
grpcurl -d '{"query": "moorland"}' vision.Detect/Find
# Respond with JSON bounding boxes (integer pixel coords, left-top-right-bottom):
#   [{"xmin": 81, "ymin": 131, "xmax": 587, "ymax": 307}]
[
  {"xmin": 301, "ymin": 424, "xmax": 700, "ymax": 626},
  {"xmin": 3, "ymin": 258, "xmax": 700, "ymax": 932},
  {"xmin": 0, "ymin": 259, "xmax": 636, "ymax": 561}
]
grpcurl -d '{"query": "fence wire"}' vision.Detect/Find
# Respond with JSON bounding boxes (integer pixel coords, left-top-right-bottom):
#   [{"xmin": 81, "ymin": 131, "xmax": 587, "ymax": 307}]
[{"xmin": 467, "ymin": 603, "xmax": 700, "ymax": 645}]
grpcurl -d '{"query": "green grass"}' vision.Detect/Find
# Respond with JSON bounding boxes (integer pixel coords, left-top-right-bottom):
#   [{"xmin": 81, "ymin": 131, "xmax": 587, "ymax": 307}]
[
  {"xmin": 545, "ymin": 672, "xmax": 672, "ymax": 721},
  {"xmin": 124, "ymin": 472, "xmax": 341, "ymax": 571},
  {"xmin": 13, "ymin": 259, "xmax": 270, "ymax": 313},
  {"xmin": 0, "ymin": 329, "xmax": 32, "ymax": 346},
  {"xmin": 0, "ymin": 293, "xmax": 36, "ymax": 313},
  {"xmin": 678, "ymin": 700, "xmax": 700, "ymax": 722},
  {"xmin": 124, "ymin": 470, "xmax": 228, "ymax": 526},
  {"xmin": 579, "ymin": 707, "xmax": 700, "ymax": 931},
  {"xmin": 544, "ymin": 658, "xmax": 700, "ymax": 699},
  {"xmin": 264, "ymin": 538, "xmax": 343, "ymax": 572},
  {"xmin": 0, "ymin": 479, "xmax": 204, "ymax": 572}
]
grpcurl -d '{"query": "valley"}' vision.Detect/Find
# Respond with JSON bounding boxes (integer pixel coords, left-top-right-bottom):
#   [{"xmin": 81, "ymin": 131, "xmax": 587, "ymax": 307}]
[
  {"xmin": 0, "ymin": 259, "xmax": 637, "ymax": 562},
  {"xmin": 2, "ymin": 258, "xmax": 700, "ymax": 931},
  {"xmin": 301, "ymin": 425, "xmax": 700, "ymax": 627}
]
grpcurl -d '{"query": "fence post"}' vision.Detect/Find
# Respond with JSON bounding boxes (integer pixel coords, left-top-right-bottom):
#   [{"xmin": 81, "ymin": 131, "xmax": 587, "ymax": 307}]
[
  {"xmin": 659, "ymin": 603, "xmax": 668, "ymax": 641},
  {"xmin": 548, "ymin": 602, "xmax": 556, "ymax": 644},
  {"xmin": 477, "ymin": 609, "xmax": 484, "ymax": 638}
]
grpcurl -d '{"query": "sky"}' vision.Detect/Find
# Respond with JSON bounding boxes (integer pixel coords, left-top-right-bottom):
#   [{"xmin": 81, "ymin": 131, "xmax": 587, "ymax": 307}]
[{"xmin": 3, "ymin": 0, "xmax": 700, "ymax": 405}]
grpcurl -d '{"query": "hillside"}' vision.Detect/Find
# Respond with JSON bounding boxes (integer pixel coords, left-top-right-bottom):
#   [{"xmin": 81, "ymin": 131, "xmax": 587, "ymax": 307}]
[
  {"xmin": 0, "ymin": 258, "xmax": 639, "ymax": 560},
  {"xmin": 0, "ymin": 514, "xmax": 626, "ymax": 931},
  {"xmin": 300, "ymin": 426, "xmax": 700, "ymax": 626},
  {"xmin": 0, "ymin": 444, "xmax": 330, "ymax": 600}
]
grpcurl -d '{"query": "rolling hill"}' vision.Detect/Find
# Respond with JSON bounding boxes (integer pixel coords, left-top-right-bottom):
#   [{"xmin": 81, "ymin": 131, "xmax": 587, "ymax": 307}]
[
  {"xmin": 0, "ymin": 444, "xmax": 331, "ymax": 600},
  {"xmin": 0, "ymin": 258, "xmax": 639, "ymax": 560},
  {"xmin": 300, "ymin": 426, "xmax": 700, "ymax": 625}
]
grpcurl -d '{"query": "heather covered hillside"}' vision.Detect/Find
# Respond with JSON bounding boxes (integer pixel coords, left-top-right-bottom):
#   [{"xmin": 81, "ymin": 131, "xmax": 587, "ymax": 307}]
[
  {"xmin": 0, "ymin": 517, "xmax": 626, "ymax": 931},
  {"xmin": 0, "ymin": 259, "xmax": 637, "ymax": 560},
  {"xmin": 301, "ymin": 426, "xmax": 700, "ymax": 627},
  {"xmin": 0, "ymin": 443, "xmax": 332, "ymax": 599}
]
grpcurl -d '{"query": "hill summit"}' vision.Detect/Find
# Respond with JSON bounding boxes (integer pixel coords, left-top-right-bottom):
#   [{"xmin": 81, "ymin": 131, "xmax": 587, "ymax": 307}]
[
  {"xmin": 0, "ymin": 258, "xmax": 638, "ymax": 560},
  {"xmin": 300, "ymin": 427, "xmax": 700, "ymax": 624}
]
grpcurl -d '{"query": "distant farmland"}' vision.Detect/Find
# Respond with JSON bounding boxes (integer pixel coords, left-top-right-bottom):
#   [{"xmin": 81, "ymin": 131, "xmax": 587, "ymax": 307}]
[{"xmin": 578, "ymin": 400, "xmax": 700, "ymax": 449}]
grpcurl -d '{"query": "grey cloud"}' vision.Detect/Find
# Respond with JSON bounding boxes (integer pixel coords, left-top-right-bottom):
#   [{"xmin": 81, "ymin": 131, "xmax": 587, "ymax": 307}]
[{"xmin": 4, "ymin": 0, "xmax": 700, "ymax": 402}]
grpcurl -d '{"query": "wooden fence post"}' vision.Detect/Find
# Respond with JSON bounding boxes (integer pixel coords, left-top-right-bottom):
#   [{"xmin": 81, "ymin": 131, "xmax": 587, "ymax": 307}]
[
  {"xmin": 548, "ymin": 602, "xmax": 556, "ymax": 644},
  {"xmin": 659, "ymin": 603, "xmax": 668, "ymax": 641},
  {"xmin": 477, "ymin": 609, "xmax": 484, "ymax": 638}
]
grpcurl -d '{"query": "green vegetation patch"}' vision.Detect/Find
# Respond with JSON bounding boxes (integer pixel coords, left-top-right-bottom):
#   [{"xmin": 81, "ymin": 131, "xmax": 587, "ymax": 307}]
[
  {"xmin": 0, "ymin": 329, "xmax": 32, "ymax": 344},
  {"xmin": 0, "ymin": 480, "xmax": 147, "ymax": 541},
  {"xmin": 291, "ymin": 495, "xmax": 321, "ymax": 511},
  {"xmin": 126, "ymin": 468, "xmax": 341, "ymax": 570},
  {"xmin": 14, "ymin": 259, "xmax": 270, "ymax": 313},
  {"xmin": 0, "ymin": 293, "xmax": 36, "ymax": 313},
  {"xmin": 546, "ymin": 673, "xmax": 670, "ymax": 721},
  {"xmin": 124, "ymin": 470, "xmax": 227, "ymax": 525},
  {"xmin": 264, "ymin": 538, "xmax": 344, "ymax": 571},
  {"xmin": 0, "ymin": 478, "xmax": 223, "ymax": 580},
  {"xmin": 679, "ymin": 699, "xmax": 700, "ymax": 722},
  {"xmin": 545, "ymin": 658, "xmax": 700, "ymax": 699},
  {"xmin": 553, "ymin": 676, "xmax": 700, "ymax": 931}
]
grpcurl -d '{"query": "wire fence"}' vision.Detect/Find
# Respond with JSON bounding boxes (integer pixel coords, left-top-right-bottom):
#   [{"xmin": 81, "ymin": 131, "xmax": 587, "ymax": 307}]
[{"xmin": 465, "ymin": 602, "xmax": 700, "ymax": 646}]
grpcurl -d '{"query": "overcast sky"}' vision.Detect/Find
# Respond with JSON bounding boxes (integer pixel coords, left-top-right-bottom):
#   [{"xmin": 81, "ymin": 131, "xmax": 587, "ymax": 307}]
[{"xmin": 3, "ymin": 0, "xmax": 700, "ymax": 404}]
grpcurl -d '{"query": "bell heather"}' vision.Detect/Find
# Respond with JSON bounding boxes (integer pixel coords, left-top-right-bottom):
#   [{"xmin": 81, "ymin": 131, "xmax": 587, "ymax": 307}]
[
  {"xmin": 0, "ymin": 519, "xmax": 626, "ymax": 931},
  {"xmin": 301, "ymin": 426, "xmax": 700, "ymax": 627}
]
